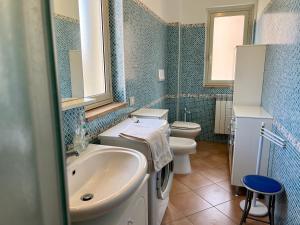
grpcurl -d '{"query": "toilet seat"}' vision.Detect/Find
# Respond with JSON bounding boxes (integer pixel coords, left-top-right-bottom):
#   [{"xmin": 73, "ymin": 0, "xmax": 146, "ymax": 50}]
[
  {"xmin": 171, "ymin": 121, "xmax": 201, "ymax": 130},
  {"xmin": 171, "ymin": 121, "xmax": 201, "ymax": 139},
  {"xmin": 170, "ymin": 137, "xmax": 197, "ymax": 155}
]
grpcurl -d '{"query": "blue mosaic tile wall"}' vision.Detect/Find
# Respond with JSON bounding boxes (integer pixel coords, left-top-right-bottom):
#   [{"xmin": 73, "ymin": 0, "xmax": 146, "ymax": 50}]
[
  {"xmin": 59, "ymin": 0, "xmax": 234, "ymax": 145},
  {"xmin": 166, "ymin": 25, "xmax": 179, "ymax": 96},
  {"xmin": 180, "ymin": 25, "xmax": 232, "ymax": 95},
  {"xmin": 123, "ymin": 0, "xmax": 167, "ymax": 109},
  {"xmin": 166, "ymin": 96, "xmax": 229, "ymax": 142},
  {"xmin": 61, "ymin": 0, "xmax": 168, "ymax": 145},
  {"xmin": 54, "ymin": 16, "xmax": 81, "ymax": 98},
  {"xmin": 109, "ymin": 0, "xmax": 126, "ymax": 102},
  {"xmin": 63, "ymin": 106, "xmax": 132, "ymax": 145},
  {"xmin": 255, "ymin": 0, "xmax": 300, "ymax": 224},
  {"xmin": 166, "ymin": 24, "xmax": 232, "ymax": 142}
]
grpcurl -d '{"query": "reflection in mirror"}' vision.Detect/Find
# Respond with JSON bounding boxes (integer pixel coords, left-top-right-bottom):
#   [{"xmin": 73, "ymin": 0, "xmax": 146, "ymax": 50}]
[
  {"xmin": 79, "ymin": 0, "xmax": 106, "ymax": 97},
  {"xmin": 52, "ymin": 0, "xmax": 112, "ymax": 108},
  {"xmin": 69, "ymin": 50, "xmax": 84, "ymax": 98}
]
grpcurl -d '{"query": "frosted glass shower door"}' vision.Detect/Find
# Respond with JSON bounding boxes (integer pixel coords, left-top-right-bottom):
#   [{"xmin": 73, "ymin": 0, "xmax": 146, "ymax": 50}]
[{"xmin": 0, "ymin": 1, "xmax": 68, "ymax": 225}]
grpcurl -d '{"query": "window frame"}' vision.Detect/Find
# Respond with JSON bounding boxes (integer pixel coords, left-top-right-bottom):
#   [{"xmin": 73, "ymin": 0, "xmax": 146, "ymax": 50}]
[
  {"xmin": 204, "ymin": 4, "xmax": 255, "ymax": 87},
  {"xmin": 83, "ymin": 0, "xmax": 113, "ymax": 111}
]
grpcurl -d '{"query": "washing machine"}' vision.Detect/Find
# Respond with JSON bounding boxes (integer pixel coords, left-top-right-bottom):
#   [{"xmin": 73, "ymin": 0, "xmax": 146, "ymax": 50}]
[{"xmin": 99, "ymin": 118, "xmax": 174, "ymax": 225}]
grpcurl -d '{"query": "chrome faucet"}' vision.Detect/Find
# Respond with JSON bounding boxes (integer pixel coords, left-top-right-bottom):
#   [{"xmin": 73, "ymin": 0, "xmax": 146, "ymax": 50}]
[
  {"xmin": 183, "ymin": 107, "xmax": 191, "ymax": 122},
  {"xmin": 66, "ymin": 149, "xmax": 80, "ymax": 158}
]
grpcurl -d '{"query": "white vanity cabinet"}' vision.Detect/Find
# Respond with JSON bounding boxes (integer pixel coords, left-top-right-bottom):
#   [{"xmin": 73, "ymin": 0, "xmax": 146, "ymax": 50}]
[
  {"xmin": 73, "ymin": 175, "xmax": 149, "ymax": 225},
  {"xmin": 230, "ymin": 106, "xmax": 272, "ymax": 187}
]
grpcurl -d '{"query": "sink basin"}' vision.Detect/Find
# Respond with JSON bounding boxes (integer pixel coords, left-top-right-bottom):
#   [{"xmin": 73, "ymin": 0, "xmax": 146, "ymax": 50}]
[{"xmin": 67, "ymin": 144, "xmax": 147, "ymax": 222}]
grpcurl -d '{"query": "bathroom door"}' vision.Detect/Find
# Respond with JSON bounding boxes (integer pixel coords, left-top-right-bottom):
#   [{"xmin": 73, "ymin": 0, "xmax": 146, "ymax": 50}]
[{"xmin": 0, "ymin": 1, "xmax": 69, "ymax": 225}]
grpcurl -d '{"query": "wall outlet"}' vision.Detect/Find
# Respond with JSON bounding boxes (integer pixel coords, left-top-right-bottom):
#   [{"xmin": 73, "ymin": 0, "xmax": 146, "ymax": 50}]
[
  {"xmin": 129, "ymin": 96, "xmax": 135, "ymax": 106},
  {"xmin": 158, "ymin": 69, "xmax": 165, "ymax": 81}
]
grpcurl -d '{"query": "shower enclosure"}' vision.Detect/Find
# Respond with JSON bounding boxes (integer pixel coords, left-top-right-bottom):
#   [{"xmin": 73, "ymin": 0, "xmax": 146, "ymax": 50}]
[{"xmin": 0, "ymin": 1, "xmax": 68, "ymax": 224}]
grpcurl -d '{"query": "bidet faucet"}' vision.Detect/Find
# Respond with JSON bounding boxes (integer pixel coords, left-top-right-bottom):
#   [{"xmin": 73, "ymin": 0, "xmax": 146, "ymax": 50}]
[{"xmin": 183, "ymin": 107, "xmax": 191, "ymax": 122}]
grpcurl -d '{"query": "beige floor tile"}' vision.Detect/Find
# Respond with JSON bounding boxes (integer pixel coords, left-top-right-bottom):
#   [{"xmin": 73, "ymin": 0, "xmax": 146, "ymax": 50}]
[
  {"xmin": 194, "ymin": 184, "xmax": 233, "ymax": 206},
  {"xmin": 190, "ymin": 158, "xmax": 212, "ymax": 171},
  {"xmin": 215, "ymin": 196, "xmax": 269, "ymax": 225},
  {"xmin": 175, "ymin": 173, "xmax": 213, "ymax": 190},
  {"xmin": 215, "ymin": 196, "xmax": 246, "ymax": 223},
  {"xmin": 190, "ymin": 150, "xmax": 212, "ymax": 159},
  {"xmin": 188, "ymin": 207, "xmax": 237, "ymax": 225},
  {"xmin": 165, "ymin": 218, "xmax": 193, "ymax": 225},
  {"xmin": 170, "ymin": 191, "xmax": 212, "ymax": 216},
  {"xmin": 196, "ymin": 167, "xmax": 230, "ymax": 183},
  {"xmin": 197, "ymin": 142, "xmax": 227, "ymax": 154},
  {"xmin": 162, "ymin": 203, "xmax": 185, "ymax": 224},
  {"xmin": 171, "ymin": 179, "xmax": 190, "ymax": 195},
  {"xmin": 163, "ymin": 141, "xmax": 268, "ymax": 225},
  {"xmin": 216, "ymin": 180, "xmax": 235, "ymax": 193}
]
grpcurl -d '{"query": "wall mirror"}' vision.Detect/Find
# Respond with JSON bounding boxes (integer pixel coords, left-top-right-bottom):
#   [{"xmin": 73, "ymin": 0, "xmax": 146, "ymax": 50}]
[{"xmin": 52, "ymin": 0, "xmax": 113, "ymax": 110}]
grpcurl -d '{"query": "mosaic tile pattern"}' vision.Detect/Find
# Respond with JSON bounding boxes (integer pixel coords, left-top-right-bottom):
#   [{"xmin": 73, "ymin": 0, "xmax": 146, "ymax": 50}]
[
  {"xmin": 166, "ymin": 25, "xmax": 180, "ymax": 96},
  {"xmin": 165, "ymin": 96, "xmax": 228, "ymax": 143},
  {"xmin": 62, "ymin": 0, "xmax": 169, "ymax": 145},
  {"xmin": 123, "ymin": 0, "xmax": 167, "ymax": 109},
  {"xmin": 109, "ymin": 0, "xmax": 126, "ymax": 102},
  {"xmin": 63, "ymin": 107, "xmax": 83, "ymax": 145},
  {"xmin": 180, "ymin": 25, "xmax": 233, "ymax": 95},
  {"xmin": 63, "ymin": 97, "xmax": 166, "ymax": 145},
  {"xmin": 54, "ymin": 16, "xmax": 81, "ymax": 98},
  {"xmin": 268, "ymin": 126, "xmax": 300, "ymax": 225},
  {"xmin": 255, "ymin": 0, "xmax": 300, "ymax": 224},
  {"xmin": 131, "ymin": 0, "xmax": 167, "ymax": 25},
  {"xmin": 166, "ymin": 24, "xmax": 232, "ymax": 142},
  {"xmin": 60, "ymin": 0, "xmax": 232, "ymax": 146}
]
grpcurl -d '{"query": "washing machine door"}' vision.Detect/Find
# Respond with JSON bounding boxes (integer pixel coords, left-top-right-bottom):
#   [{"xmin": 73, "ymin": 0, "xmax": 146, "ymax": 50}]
[{"xmin": 157, "ymin": 161, "xmax": 174, "ymax": 200}]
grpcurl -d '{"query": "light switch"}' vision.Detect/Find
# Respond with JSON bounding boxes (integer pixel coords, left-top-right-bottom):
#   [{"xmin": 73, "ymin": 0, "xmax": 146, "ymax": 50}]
[{"xmin": 158, "ymin": 69, "xmax": 165, "ymax": 81}]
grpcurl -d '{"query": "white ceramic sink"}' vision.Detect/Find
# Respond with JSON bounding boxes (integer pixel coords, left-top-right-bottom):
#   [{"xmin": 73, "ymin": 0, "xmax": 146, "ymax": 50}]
[{"xmin": 67, "ymin": 144, "xmax": 147, "ymax": 222}]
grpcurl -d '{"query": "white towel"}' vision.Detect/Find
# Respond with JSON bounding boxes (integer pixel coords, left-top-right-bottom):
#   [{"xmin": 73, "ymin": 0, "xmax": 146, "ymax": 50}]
[{"xmin": 120, "ymin": 123, "xmax": 173, "ymax": 171}]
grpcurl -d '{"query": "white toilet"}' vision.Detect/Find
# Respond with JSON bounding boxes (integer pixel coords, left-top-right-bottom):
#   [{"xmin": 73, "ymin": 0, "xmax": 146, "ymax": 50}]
[
  {"xmin": 169, "ymin": 137, "xmax": 196, "ymax": 174},
  {"xmin": 131, "ymin": 108, "xmax": 201, "ymax": 174}
]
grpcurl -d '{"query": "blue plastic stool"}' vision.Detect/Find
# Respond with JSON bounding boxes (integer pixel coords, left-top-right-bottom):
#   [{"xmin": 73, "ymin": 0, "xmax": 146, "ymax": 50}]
[{"xmin": 240, "ymin": 175, "xmax": 283, "ymax": 225}]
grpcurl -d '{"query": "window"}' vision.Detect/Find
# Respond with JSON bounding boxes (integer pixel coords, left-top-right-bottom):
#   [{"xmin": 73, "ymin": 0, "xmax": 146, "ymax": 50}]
[
  {"xmin": 78, "ymin": 0, "xmax": 112, "ymax": 110},
  {"xmin": 204, "ymin": 5, "xmax": 254, "ymax": 87}
]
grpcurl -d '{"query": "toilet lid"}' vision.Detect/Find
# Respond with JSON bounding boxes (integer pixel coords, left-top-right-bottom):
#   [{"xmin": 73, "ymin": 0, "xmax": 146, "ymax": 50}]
[
  {"xmin": 171, "ymin": 121, "xmax": 201, "ymax": 130},
  {"xmin": 169, "ymin": 137, "xmax": 197, "ymax": 154}
]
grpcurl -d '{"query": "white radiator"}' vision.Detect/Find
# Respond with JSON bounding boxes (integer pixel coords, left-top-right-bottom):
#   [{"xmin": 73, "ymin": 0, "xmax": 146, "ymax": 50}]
[{"xmin": 214, "ymin": 96, "xmax": 232, "ymax": 134}]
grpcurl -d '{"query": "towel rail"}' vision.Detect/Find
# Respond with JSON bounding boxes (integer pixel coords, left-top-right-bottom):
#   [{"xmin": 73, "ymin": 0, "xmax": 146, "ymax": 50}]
[{"xmin": 241, "ymin": 122, "xmax": 286, "ymax": 216}]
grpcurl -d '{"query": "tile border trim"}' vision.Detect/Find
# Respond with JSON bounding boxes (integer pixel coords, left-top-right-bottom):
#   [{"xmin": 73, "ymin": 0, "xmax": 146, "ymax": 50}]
[
  {"xmin": 273, "ymin": 120, "xmax": 300, "ymax": 152},
  {"xmin": 180, "ymin": 23, "xmax": 206, "ymax": 28},
  {"xmin": 166, "ymin": 93, "xmax": 232, "ymax": 100},
  {"xmin": 144, "ymin": 96, "xmax": 167, "ymax": 108}
]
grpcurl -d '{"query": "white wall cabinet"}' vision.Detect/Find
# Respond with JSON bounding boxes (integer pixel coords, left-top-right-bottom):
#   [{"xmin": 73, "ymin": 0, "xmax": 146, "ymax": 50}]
[
  {"xmin": 233, "ymin": 45, "xmax": 266, "ymax": 106},
  {"xmin": 230, "ymin": 45, "xmax": 272, "ymax": 187}
]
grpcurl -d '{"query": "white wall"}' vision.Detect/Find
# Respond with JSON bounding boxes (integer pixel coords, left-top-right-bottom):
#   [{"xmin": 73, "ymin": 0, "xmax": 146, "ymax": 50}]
[
  {"xmin": 179, "ymin": 0, "xmax": 257, "ymax": 24},
  {"xmin": 140, "ymin": 0, "xmax": 180, "ymax": 23},
  {"xmin": 257, "ymin": 0, "xmax": 272, "ymax": 19},
  {"xmin": 140, "ymin": 0, "xmax": 258, "ymax": 24},
  {"xmin": 52, "ymin": 0, "xmax": 79, "ymax": 20}
]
